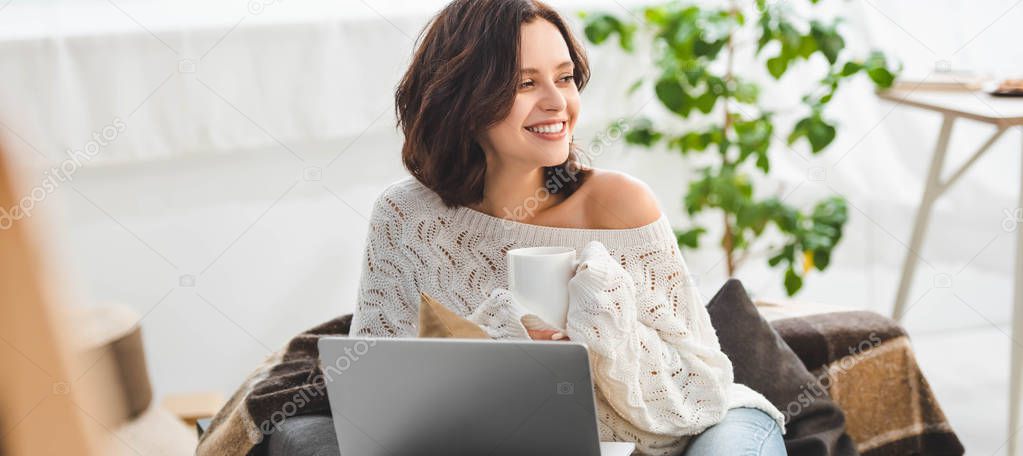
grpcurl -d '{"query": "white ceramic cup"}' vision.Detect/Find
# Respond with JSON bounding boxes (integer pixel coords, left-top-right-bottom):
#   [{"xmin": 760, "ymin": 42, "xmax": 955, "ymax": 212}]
[{"xmin": 507, "ymin": 246, "xmax": 576, "ymax": 329}]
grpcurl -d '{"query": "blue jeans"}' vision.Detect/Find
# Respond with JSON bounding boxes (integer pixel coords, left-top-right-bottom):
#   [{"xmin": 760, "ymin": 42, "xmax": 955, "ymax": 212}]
[{"xmin": 683, "ymin": 407, "xmax": 787, "ymax": 456}]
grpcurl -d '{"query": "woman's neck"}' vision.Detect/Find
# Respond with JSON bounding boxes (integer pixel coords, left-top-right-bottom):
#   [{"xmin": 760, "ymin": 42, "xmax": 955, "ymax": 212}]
[{"xmin": 474, "ymin": 163, "xmax": 560, "ymax": 222}]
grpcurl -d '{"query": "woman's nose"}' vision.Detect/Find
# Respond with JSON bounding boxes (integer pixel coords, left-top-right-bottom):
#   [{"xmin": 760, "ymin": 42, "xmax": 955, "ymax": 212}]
[{"xmin": 540, "ymin": 84, "xmax": 567, "ymax": 112}]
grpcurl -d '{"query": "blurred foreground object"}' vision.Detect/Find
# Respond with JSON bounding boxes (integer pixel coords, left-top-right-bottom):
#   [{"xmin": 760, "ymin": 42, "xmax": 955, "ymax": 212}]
[
  {"xmin": 0, "ymin": 138, "xmax": 196, "ymax": 455},
  {"xmin": 0, "ymin": 138, "xmax": 102, "ymax": 454}
]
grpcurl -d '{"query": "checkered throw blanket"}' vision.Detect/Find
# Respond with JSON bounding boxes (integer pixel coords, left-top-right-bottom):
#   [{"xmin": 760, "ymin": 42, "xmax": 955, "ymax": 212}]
[
  {"xmin": 771, "ymin": 311, "xmax": 964, "ymax": 456},
  {"xmin": 195, "ymin": 315, "xmax": 352, "ymax": 456}
]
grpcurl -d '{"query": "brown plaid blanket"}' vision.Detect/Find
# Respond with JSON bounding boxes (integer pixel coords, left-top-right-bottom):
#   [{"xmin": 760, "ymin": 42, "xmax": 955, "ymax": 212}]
[
  {"xmin": 771, "ymin": 311, "xmax": 964, "ymax": 456},
  {"xmin": 195, "ymin": 315, "xmax": 352, "ymax": 456}
]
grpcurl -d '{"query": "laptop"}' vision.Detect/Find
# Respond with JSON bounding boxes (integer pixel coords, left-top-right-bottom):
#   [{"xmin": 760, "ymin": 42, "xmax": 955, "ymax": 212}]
[{"xmin": 318, "ymin": 337, "xmax": 636, "ymax": 456}]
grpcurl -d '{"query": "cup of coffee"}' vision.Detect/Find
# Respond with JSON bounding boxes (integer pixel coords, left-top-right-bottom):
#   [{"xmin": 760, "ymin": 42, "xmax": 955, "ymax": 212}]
[{"xmin": 507, "ymin": 246, "xmax": 576, "ymax": 329}]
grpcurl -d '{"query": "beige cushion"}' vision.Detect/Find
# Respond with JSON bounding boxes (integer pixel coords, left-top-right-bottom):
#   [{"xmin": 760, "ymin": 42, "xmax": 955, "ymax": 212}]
[{"xmin": 417, "ymin": 292, "xmax": 488, "ymax": 339}]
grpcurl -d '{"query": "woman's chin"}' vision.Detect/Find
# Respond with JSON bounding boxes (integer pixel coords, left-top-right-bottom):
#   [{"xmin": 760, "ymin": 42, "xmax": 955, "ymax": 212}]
[
  {"xmin": 540, "ymin": 150, "xmax": 571, "ymax": 168},
  {"xmin": 503, "ymin": 137, "xmax": 571, "ymax": 168}
]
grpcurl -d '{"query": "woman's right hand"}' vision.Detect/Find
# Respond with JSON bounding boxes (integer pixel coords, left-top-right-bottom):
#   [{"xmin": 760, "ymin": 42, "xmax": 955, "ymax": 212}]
[
  {"xmin": 527, "ymin": 329, "xmax": 569, "ymax": 341},
  {"xmin": 469, "ymin": 288, "xmax": 568, "ymax": 341},
  {"xmin": 520, "ymin": 313, "xmax": 568, "ymax": 341}
]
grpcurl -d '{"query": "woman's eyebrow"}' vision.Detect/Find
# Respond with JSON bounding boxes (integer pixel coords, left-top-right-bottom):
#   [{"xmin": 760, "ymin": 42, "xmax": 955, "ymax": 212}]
[{"xmin": 520, "ymin": 61, "xmax": 574, "ymax": 75}]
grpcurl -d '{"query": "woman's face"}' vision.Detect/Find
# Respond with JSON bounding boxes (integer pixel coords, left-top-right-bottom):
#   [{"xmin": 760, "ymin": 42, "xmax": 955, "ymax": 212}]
[{"xmin": 478, "ymin": 19, "xmax": 580, "ymax": 169}]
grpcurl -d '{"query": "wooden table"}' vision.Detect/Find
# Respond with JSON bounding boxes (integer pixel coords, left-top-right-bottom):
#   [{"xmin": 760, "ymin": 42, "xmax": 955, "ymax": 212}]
[{"xmin": 878, "ymin": 89, "xmax": 1023, "ymax": 455}]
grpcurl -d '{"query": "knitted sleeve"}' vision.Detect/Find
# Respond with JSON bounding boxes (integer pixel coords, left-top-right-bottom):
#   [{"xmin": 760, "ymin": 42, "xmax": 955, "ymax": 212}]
[
  {"xmin": 350, "ymin": 192, "xmax": 418, "ymax": 337},
  {"xmin": 564, "ymin": 240, "xmax": 736, "ymax": 436},
  {"xmin": 465, "ymin": 288, "xmax": 534, "ymax": 340}
]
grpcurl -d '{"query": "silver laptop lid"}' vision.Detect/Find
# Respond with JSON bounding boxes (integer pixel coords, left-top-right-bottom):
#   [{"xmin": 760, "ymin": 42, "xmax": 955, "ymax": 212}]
[{"xmin": 317, "ymin": 337, "xmax": 602, "ymax": 456}]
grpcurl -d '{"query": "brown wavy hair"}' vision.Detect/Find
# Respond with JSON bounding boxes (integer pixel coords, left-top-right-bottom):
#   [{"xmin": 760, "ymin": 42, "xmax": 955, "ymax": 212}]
[{"xmin": 395, "ymin": 0, "xmax": 591, "ymax": 207}]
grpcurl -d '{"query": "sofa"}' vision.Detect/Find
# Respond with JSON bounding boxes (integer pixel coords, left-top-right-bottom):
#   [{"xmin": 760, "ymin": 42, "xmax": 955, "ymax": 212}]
[{"xmin": 197, "ymin": 280, "xmax": 964, "ymax": 456}]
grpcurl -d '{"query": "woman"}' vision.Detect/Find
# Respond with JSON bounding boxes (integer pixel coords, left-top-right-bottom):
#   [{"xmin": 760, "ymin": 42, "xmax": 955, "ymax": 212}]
[{"xmin": 351, "ymin": 1, "xmax": 787, "ymax": 454}]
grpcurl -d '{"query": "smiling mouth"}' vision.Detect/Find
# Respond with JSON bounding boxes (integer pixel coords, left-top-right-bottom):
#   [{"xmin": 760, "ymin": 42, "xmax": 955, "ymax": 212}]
[{"xmin": 523, "ymin": 121, "xmax": 567, "ymax": 140}]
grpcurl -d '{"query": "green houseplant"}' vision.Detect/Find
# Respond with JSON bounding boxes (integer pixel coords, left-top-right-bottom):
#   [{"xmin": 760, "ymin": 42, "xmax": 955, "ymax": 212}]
[{"xmin": 581, "ymin": 0, "xmax": 898, "ymax": 295}]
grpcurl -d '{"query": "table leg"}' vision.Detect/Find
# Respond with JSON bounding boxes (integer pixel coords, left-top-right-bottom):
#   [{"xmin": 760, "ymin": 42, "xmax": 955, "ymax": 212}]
[
  {"xmin": 1010, "ymin": 130, "xmax": 1023, "ymax": 456},
  {"xmin": 892, "ymin": 114, "xmax": 955, "ymax": 321}
]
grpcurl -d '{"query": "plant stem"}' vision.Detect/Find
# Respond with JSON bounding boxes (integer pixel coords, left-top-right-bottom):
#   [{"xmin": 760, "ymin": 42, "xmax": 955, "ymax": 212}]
[
  {"xmin": 721, "ymin": 0, "xmax": 738, "ymax": 277},
  {"xmin": 723, "ymin": 3, "xmax": 736, "ymax": 136},
  {"xmin": 723, "ymin": 212, "xmax": 735, "ymax": 275}
]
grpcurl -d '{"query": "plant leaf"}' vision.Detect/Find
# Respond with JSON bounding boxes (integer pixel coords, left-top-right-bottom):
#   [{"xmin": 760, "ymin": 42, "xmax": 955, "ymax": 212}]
[
  {"xmin": 627, "ymin": 78, "xmax": 644, "ymax": 95},
  {"xmin": 867, "ymin": 67, "xmax": 895, "ymax": 87},
  {"xmin": 733, "ymin": 80, "xmax": 760, "ymax": 103},
  {"xmin": 767, "ymin": 55, "xmax": 788, "ymax": 79},
  {"xmin": 655, "ymin": 76, "xmax": 689, "ymax": 115},
  {"xmin": 806, "ymin": 116, "xmax": 837, "ymax": 152},
  {"xmin": 810, "ymin": 21, "xmax": 844, "ymax": 64},
  {"xmin": 624, "ymin": 117, "xmax": 662, "ymax": 146},
  {"xmin": 784, "ymin": 267, "xmax": 803, "ymax": 296},
  {"xmin": 694, "ymin": 90, "xmax": 718, "ymax": 113},
  {"xmin": 583, "ymin": 14, "xmax": 619, "ymax": 45},
  {"xmin": 864, "ymin": 51, "xmax": 897, "ymax": 88},
  {"xmin": 841, "ymin": 61, "xmax": 862, "ymax": 76},
  {"xmin": 675, "ymin": 227, "xmax": 707, "ymax": 248}
]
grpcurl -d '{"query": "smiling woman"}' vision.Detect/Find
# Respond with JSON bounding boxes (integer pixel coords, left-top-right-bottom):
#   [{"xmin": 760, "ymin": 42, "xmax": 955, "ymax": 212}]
[{"xmin": 360, "ymin": 1, "xmax": 789, "ymax": 455}]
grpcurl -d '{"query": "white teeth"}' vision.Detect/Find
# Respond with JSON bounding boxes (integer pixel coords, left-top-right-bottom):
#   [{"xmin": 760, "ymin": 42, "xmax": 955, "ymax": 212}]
[{"xmin": 526, "ymin": 122, "xmax": 564, "ymax": 134}]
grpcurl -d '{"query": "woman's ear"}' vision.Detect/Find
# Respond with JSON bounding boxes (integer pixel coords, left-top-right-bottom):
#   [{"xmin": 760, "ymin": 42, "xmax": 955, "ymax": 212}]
[{"xmin": 473, "ymin": 134, "xmax": 490, "ymax": 154}]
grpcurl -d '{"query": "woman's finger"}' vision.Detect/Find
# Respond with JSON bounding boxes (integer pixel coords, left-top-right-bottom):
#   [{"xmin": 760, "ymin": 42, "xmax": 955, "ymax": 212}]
[
  {"xmin": 527, "ymin": 329, "xmax": 556, "ymax": 340},
  {"xmin": 527, "ymin": 329, "xmax": 570, "ymax": 341}
]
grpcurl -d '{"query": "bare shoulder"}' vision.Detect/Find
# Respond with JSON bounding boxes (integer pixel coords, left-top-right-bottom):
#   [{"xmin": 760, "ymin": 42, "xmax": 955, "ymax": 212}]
[{"xmin": 580, "ymin": 169, "xmax": 662, "ymax": 229}]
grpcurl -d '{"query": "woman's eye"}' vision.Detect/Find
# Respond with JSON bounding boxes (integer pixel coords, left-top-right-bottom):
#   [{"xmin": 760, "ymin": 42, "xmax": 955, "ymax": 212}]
[{"xmin": 520, "ymin": 75, "xmax": 573, "ymax": 90}]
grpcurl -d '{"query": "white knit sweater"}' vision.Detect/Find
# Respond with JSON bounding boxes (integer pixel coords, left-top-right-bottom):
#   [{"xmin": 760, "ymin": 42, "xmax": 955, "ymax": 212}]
[{"xmin": 350, "ymin": 177, "xmax": 785, "ymax": 455}]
